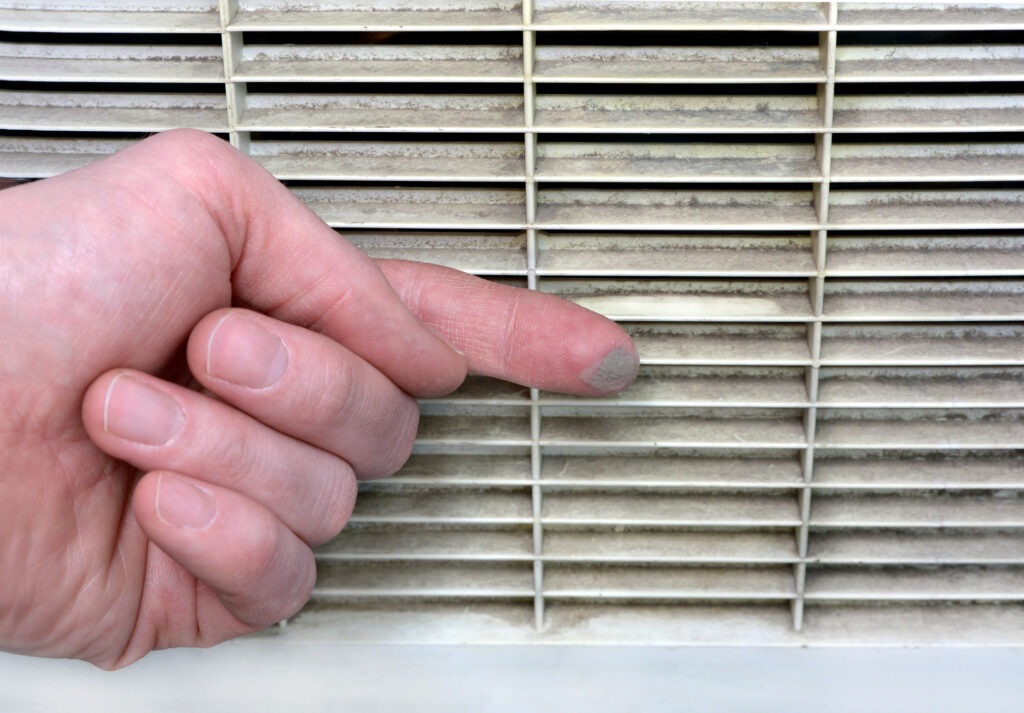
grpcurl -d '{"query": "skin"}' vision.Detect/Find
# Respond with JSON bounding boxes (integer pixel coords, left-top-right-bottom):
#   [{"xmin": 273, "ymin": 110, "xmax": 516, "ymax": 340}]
[{"xmin": 0, "ymin": 129, "xmax": 638, "ymax": 669}]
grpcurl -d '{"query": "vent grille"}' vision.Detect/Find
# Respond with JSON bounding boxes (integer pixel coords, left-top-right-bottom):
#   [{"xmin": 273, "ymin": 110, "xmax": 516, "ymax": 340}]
[{"xmin": 3, "ymin": 1, "xmax": 1023, "ymax": 645}]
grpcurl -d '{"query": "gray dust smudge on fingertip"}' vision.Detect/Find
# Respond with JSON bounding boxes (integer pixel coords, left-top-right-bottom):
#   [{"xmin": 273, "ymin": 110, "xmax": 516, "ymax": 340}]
[{"xmin": 579, "ymin": 344, "xmax": 640, "ymax": 393}]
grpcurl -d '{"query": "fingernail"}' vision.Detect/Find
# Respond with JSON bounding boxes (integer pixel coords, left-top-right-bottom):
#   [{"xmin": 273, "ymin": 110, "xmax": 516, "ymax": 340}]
[
  {"xmin": 155, "ymin": 474, "xmax": 216, "ymax": 530},
  {"xmin": 207, "ymin": 313, "xmax": 289, "ymax": 389},
  {"xmin": 103, "ymin": 373, "xmax": 184, "ymax": 446},
  {"xmin": 580, "ymin": 344, "xmax": 640, "ymax": 393}
]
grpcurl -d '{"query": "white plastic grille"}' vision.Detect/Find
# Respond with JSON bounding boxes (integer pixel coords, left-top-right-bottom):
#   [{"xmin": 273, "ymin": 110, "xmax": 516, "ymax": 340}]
[{"xmin": 2, "ymin": 0, "xmax": 1023, "ymax": 646}]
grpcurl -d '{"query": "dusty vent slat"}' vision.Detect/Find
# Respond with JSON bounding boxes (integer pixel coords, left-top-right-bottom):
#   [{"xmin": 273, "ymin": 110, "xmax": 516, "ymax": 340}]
[
  {"xmin": 533, "ymin": 1, "xmax": 829, "ymax": 30},
  {"xmin": 815, "ymin": 409, "xmax": 1024, "ymax": 449},
  {"xmin": 231, "ymin": 1, "xmax": 523, "ymax": 31},
  {"xmin": 0, "ymin": 136, "xmax": 133, "ymax": 177},
  {"xmin": 344, "ymin": 230, "xmax": 528, "ymax": 275},
  {"xmin": 830, "ymin": 142, "xmax": 1024, "ymax": 183},
  {"xmin": 823, "ymin": 279, "xmax": 1024, "ymax": 321},
  {"xmin": 817, "ymin": 367, "xmax": 1024, "ymax": 407},
  {"xmin": 536, "ymin": 189, "xmax": 821, "ymax": 231},
  {"xmin": 544, "ymin": 278, "xmax": 815, "ymax": 322},
  {"xmin": 535, "ymin": 142, "xmax": 822, "ymax": 183},
  {"xmin": 316, "ymin": 526, "xmax": 534, "ymax": 562},
  {"xmin": 235, "ymin": 45, "xmax": 524, "ymax": 83},
  {"xmin": 0, "ymin": 41, "xmax": 225, "ymax": 83},
  {"xmin": 626, "ymin": 323, "xmax": 814, "ymax": 366},
  {"xmin": 535, "ymin": 94, "xmax": 822, "ymax": 133},
  {"xmin": 809, "ymin": 531, "xmax": 1024, "ymax": 564},
  {"xmin": 832, "ymin": 93, "xmax": 1024, "ymax": 132},
  {"xmin": 820, "ymin": 323, "xmax": 1024, "ymax": 365},
  {"xmin": 239, "ymin": 92, "xmax": 525, "ymax": 132},
  {"xmin": 543, "ymin": 531, "xmax": 799, "ymax": 564},
  {"xmin": 313, "ymin": 561, "xmax": 536, "ymax": 599},
  {"xmin": 0, "ymin": 2, "xmax": 220, "ymax": 33},
  {"xmin": 827, "ymin": 189, "xmax": 1024, "ymax": 229},
  {"xmin": 804, "ymin": 567, "xmax": 1024, "ymax": 602},
  {"xmin": 837, "ymin": 2, "xmax": 1024, "ymax": 29},
  {"xmin": 811, "ymin": 494, "xmax": 1024, "ymax": 528},
  {"xmin": 0, "ymin": 89, "xmax": 228, "ymax": 132},
  {"xmin": 825, "ymin": 235, "xmax": 1024, "ymax": 276},
  {"xmin": 543, "ymin": 565, "xmax": 797, "ymax": 602},
  {"xmin": 812, "ymin": 452, "xmax": 1024, "ymax": 488},
  {"xmin": 250, "ymin": 139, "xmax": 526, "ymax": 182},
  {"xmin": 294, "ymin": 186, "xmax": 527, "ymax": 229},
  {"xmin": 835, "ymin": 45, "xmax": 1024, "ymax": 83},
  {"xmin": 540, "ymin": 455, "xmax": 803, "ymax": 488},
  {"xmin": 537, "ymin": 234, "xmax": 815, "ymax": 277},
  {"xmin": 534, "ymin": 46, "xmax": 826, "ymax": 84}
]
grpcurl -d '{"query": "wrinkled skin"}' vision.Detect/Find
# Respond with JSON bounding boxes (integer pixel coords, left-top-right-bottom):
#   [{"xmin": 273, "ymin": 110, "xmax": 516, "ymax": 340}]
[{"xmin": 0, "ymin": 130, "xmax": 637, "ymax": 669}]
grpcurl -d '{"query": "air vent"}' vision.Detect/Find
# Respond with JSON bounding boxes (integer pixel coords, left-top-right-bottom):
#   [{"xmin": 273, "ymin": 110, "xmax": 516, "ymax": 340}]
[{"xmin": 2, "ymin": 0, "xmax": 1023, "ymax": 646}]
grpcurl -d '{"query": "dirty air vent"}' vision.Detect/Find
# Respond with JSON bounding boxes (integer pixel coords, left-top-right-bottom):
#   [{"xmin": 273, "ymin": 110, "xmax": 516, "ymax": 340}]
[{"xmin": 2, "ymin": 1, "xmax": 1024, "ymax": 646}]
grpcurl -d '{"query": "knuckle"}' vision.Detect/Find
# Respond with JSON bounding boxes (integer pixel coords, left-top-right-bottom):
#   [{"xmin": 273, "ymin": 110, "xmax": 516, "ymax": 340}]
[
  {"xmin": 305, "ymin": 460, "xmax": 358, "ymax": 546},
  {"xmin": 307, "ymin": 356, "xmax": 357, "ymax": 427},
  {"xmin": 209, "ymin": 427, "xmax": 262, "ymax": 489},
  {"xmin": 231, "ymin": 539, "xmax": 316, "ymax": 628},
  {"xmin": 371, "ymin": 397, "xmax": 419, "ymax": 479},
  {"xmin": 301, "ymin": 356, "xmax": 419, "ymax": 480},
  {"xmin": 236, "ymin": 520, "xmax": 285, "ymax": 587}
]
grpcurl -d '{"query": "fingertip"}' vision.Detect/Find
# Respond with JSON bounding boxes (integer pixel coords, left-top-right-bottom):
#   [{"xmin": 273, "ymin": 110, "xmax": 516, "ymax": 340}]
[{"xmin": 577, "ymin": 339, "xmax": 641, "ymax": 396}]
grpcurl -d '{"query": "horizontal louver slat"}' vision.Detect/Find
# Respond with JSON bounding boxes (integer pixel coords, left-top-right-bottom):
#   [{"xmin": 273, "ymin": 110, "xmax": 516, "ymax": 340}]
[
  {"xmin": 627, "ymin": 323, "xmax": 813, "ymax": 366},
  {"xmin": 0, "ymin": 89, "xmax": 228, "ymax": 131},
  {"xmin": 251, "ymin": 140, "xmax": 525, "ymax": 182},
  {"xmin": 832, "ymin": 93, "xmax": 1024, "ymax": 132},
  {"xmin": 810, "ymin": 531, "xmax": 1024, "ymax": 564},
  {"xmin": 534, "ymin": 46, "xmax": 825, "ymax": 84},
  {"xmin": 543, "ymin": 564, "xmax": 797, "ymax": 601},
  {"xmin": 536, "ymin": 188, "xmax": 820, "ymax": 230},
  {"xmin": 0, "ymin": 136, "xmax": 132, "ymax": 177},
  {"xmin": 0, "ymin": 42, "xmax": 224, "ymax": 83},
  {"xmin": 534, "ymin": 1, "xmax": 828, "ymax": 30},
  {"xmin": 543, "ymin": 531, "xmax": 799, "ymax": 563},
  {"xmin": 817, "ymin": 367, "xmax": 1024, "ymax": 407},
  {"xmin": 813, "ymin": 453, "xmax": 1024, "ymax": 488},
  {"xmin": 811, "ymin": 494, "xmax": 1024, "ymax": 527},
  {"xmin": 837, "ymin": 3, "xmax": 1024, "ymax": 29},
  {"xmin": 240, "ymin": 93, "xmax": 525, "ymax": 132},
  {"xmin": 805, "ymin": 567, "xmax": 1024, "ymax": 601},
  {"xmin": 538, "ymin": 234, "xmax": 816, "ymax": 276},
  {"xmin": 295, "ymin": 187, "xmax": 527, "ymax": 229},
  {"xmin": 344, "ymin": 231, "xmax": 528, "ymax": 274},
  {"xmin": 231, "ymin": 1, "xmax": 522, "ymax": 31},
  {"xmin": 836, "ymin": 45, "xmax": 1024, "ymax": 83},
  {"xmin": 825, "ymin": 235, "xmax": 1024, "ymax": 276},
  {"xmin": 815, "ymin": 409, "xmax": 1024, "ymax": 449},
  {"xmin": 820, "ymin": 323, "xmax": 1024, "ymax": 365},
  {"xmin": 830, "ymin": 143, "xmax": 1024, "ymax": 182},
  {"xmin": 0, "ymin": 5, "xmax": 220, "ymax": 33},
  {"xmin": 236, "ymin": 45, "xmax": 524, "ymax": 83},
  {"xmin": 535, "ymin": 142, "xmax": 822, "ymax": 183},
  {"xmin": 535, "ymin": 93, "xmax": 822, "ymax": 133}
]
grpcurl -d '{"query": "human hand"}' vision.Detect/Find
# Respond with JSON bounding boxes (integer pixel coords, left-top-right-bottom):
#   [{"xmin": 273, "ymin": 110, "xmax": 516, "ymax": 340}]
[{"xmin": 0, "ymin": 130, "xmax": 637, "ymax": 668}]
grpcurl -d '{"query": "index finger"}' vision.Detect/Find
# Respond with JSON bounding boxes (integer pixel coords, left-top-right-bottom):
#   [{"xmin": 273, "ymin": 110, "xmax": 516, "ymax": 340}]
[{"xmin": 377, "ymin": 259, "xmax": 639, "ymax": 396}]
